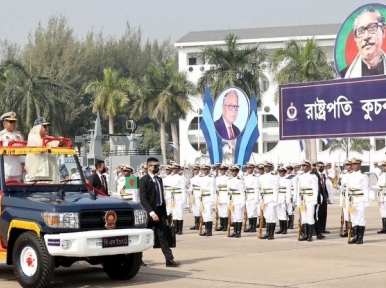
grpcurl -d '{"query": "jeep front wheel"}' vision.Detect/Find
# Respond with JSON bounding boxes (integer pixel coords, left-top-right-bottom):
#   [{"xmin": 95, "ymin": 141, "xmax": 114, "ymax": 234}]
[
  {"xmin": 12, "ymin": 231, "xmax": 55, "ymax": 288},
  {"xmin": 102, "ymin": 253, "xmax": 141, "ymax": 280}
]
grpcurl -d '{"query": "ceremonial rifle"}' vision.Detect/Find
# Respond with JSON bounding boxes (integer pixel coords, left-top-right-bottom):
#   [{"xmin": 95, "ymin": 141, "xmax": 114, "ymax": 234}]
[
  {"xmin": 297, "ymin": 195, "xmax": 303, "ymax": 241},
  {"xmin": 257, "ymin": 194, "xmax": 264, "ymax": 238}
]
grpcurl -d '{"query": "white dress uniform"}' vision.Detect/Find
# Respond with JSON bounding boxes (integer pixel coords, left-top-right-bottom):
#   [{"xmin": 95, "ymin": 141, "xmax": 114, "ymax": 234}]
[
  {"xmin": 297, "ymin": 171, "xmax": 318, "ymax": 225},
  {"xmin": 199, "ymin": 173, "xmax": 215, "ymax": 222},
  {"xmin": 189, "ymin": 173, "xmax": 202, "ymax": 217},
  {"xmin": 347, "ymin": 170, "xmax": 369, "ymax": 227},
  {"xmin": 346, "ymin": 158, "xmax": 369, "ymax": 245},
  {"xmin": 339, "ymin": 171, "xmax": 351, "ymax": 222},
  {"xmin": 0, "ymin": 129, "xmax": 24, "ymax": 181},
  {"xmin": 162, "ymin": 172, "xmax": 173, "ymax": 216},
  {"xmin": 277, "ymin": 174, "xmax": 291, "ymax": 221},
  {"xmin": 216, "ymin": 173, "xmax": 230, "ymax": 218},
  {"xmin": 257, "ymin": 171, "xmax": 279, "ymax": 224},
  {"xmin": 244, "ymin": 173, "xmax": 258, "ymax": 219},
  {"xmin": 372, "ymin": 171, "xmax": 386, "ymax": 231},
  {"xmin": 285, "ymin": 173, "xmax": 297, "ymax": 216},
  {"xmin": 227, "ymin": 175, "xmax": 245, "ymax": 223},
  {"xmin": 70, "ymin": 171, "xmax": 82, "ymax": 185},
  {"xmin": 170, "ymin": 172, "xmax": 186, "ymax": 221}
]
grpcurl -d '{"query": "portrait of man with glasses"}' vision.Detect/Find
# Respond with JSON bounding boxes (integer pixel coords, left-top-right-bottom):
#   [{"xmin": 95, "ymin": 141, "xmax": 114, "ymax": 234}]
[
  {"xmin": 340, "ymin": 7, "xmax": 386, "ymax": 78},
  {"xmin": 214, "ymin": 89, "xmax": 242, "ymax": 140}
]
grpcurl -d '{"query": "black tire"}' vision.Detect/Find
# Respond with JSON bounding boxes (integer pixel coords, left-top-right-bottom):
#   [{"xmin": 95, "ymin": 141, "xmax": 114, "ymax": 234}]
[
  {"xmin": 102, "ymin": 253, "xmax": 141, "ymax": 280},
  {"xmin": 12, "ymin": 231, "xmax": 55, "ymax": 288}
]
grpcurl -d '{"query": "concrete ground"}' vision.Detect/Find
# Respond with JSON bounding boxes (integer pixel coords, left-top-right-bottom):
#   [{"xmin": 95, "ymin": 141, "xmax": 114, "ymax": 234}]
[{"xmin": 1, "ymin": 203, "xmax": 386, "ymax": 287}]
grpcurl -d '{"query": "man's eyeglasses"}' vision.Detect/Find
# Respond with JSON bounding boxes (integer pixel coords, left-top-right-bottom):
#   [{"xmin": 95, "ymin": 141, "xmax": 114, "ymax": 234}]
[
  {"xmin": 223, "ymin": 104, "xmax": 239, "ymax": 111},
  {"xmin": 354, "ymin": 22, "xmax": 384, "ymax": 38}
]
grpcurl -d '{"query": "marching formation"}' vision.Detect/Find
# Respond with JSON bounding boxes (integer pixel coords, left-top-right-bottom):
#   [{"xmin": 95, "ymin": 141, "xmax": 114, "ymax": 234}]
[{"xmin": 112, "ymin": 157, "xmax": 386, "ymax": 245}]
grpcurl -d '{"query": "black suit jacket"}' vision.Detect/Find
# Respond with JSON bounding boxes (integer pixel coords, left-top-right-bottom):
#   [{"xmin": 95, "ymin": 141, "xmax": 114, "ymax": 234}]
[
  {"xmin": 214, "ymin": 116, "xmax": 241, "ymax": 140},
  {"xmin": 139, "ymin": 174, "xmax": 167, "ymax": 225},
  {"xmin": 89, "ymin": 173, "xmax": 108, "ymax": 195},
  {"xmin": 313, "ymin": 172, "xmax": 328, "ymax": 205}
]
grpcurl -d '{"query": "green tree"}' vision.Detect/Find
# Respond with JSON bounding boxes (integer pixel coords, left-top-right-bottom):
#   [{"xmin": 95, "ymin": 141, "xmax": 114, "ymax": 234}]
[
  {"xmin": 0, "ymin": 60, "xmax": 76, "ymax": 135},
  {"xmin": 84, "ymin": 67, "xmax": 135, "ymax": 150},
  {"xmin": 198, "ymin": 33, "xmax": 267, "ymax": 98},
  {"xmin": 328, "ymin": 138, "xmax": 372, "ymax": 159},
  {"xmin": 271, "ymin": 38, "xmax": 336, "ymax": 162},
  {"xmin": 131, "ymin": 60, "xmax": 196, "ymax": 164}
]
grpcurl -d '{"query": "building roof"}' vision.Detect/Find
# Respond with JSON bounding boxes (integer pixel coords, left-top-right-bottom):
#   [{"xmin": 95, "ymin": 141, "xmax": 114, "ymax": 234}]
[{"xmin": 176, "ymin": 24, "xmax": 342, "ymax": 44}]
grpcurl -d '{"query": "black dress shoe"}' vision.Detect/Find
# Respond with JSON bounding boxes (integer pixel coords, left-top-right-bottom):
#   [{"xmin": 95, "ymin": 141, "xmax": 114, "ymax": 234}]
[
  {"xmin": 317, "ymin": 234, "xmax": 326, "ymax": 239},
  {"xmin": 140, "ymin": 261, "xmax": 147, "ymax": 266},
  {"xmin": 321, "ymin": 230, "xmax": 330, "ymax": 234},
  {"xmin": 166, "ymin": 259, "xmax": 180, "ymax": 267}
]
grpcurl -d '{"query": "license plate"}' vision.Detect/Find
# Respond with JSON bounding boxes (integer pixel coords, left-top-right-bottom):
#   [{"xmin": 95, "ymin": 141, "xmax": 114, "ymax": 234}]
[{"xmin": 102, "ymin": 235, "xmax": 129, "ymax": 248}]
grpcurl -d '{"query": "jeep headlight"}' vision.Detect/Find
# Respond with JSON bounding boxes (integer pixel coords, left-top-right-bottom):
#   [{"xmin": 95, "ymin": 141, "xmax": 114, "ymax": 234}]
[
  {"xmin": 134, "ymin": 209, "xmax": 147, "ymax": 225},
  {"xmin": 42, "ymin": 212, "xmax": 80, "ymax": 229}
]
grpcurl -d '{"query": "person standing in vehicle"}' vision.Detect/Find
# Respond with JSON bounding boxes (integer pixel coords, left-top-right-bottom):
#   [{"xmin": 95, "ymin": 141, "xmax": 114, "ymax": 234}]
[{"xmin": 0, "ymin": 112, "xmax": 24, "ymax": 181}]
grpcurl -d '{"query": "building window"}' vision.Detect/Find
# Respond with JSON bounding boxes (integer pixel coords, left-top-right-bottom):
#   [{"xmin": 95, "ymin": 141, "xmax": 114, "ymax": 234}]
[
  {"xmin": 188, "ymin": 116, "xmax": 200, "ymax": 130},
  {"xmin": 266, "ymin": 142, "xmax": 277, "ymax": 152},
  {"xmin": 263, "ymin": 114, "xmax": 278, "ymax": 128}
]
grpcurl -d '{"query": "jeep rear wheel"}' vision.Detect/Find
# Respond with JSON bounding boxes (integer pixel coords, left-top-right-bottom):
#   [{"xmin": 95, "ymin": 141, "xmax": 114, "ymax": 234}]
[
  {"xmin": 102, "ymin": 253, "xmax": 141, "ymax": 280},
  {"xmin": 12, "ymin": 231, "xmax": 55, "ymax": 288}
]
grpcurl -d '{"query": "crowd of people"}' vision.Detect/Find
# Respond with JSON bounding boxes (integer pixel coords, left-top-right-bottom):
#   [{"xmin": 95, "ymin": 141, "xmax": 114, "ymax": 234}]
[{"xmin": 110, "ymin": 157, "xmax": 386, "ymax": 247}]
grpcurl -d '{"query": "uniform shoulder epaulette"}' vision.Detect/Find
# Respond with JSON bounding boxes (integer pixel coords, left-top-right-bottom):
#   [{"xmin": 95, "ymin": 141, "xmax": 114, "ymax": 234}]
[
  {"xmin": 14, "ymin": 130, "xmax": 21, "ymax": 134},
  {"xmin": 0, "ymin": 130, "xmax": 6, "ymax": 136},
  {"xmin": 270, "ymin": 172, "xmax": 275, "ymax": 175},
  {"xmin": 237, "ymin": 176, "xmax": 242, "ymax": 179},
  {"xmin": 200, "ymin": 174, "xmax": 204, "ymax": 177},
  {"xmin": 209, "ymin": 175, "xmax": 214, "ymax": 177}
]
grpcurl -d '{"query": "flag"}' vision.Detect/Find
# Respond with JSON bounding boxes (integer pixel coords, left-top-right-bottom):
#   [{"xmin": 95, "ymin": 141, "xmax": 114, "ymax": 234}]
[
  {"xmin": 299, "ymin": 140, "xmax": 305, "ymax": 152},
  {"xmin": 59, "ymin": 164, "xmax": 69, "ymax": 177},
  {"xmin": 167, "ymin": 143, "xmax": 178, "ymax": 150},
  {"xmin": 125, "ymin": 176, "xmax": 139, "ymax": 189},
  {"xmin": 321, "ymin": 138, "xmax": 333, "ymax": 145}
]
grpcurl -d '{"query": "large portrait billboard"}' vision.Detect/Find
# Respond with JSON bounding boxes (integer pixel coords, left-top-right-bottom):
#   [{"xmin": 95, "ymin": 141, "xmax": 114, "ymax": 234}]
[
  {"xmin": 213, "ymin": 87, "xmax": 250, "ymax": 140},
  {"xmin": 335, "ymin": 3, "xmax": 386, "ymax": 78}
]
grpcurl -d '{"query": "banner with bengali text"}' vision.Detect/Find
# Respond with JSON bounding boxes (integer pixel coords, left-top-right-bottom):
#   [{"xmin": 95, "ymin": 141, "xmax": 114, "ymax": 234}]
[{"xmin": 279, "ymin": 75, "xmax": 386, "ymax": 140}]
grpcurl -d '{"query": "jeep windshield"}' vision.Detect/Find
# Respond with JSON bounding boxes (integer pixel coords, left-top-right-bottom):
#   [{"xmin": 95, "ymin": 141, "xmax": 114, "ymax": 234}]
[{"xmin": 0, "ymin": 137, "xmax": 86, "ymax": 191}]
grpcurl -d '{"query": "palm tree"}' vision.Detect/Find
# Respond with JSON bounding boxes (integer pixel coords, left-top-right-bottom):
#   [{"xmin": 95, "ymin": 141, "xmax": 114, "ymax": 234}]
[
  {"xmin": 329, "ymin": 138, "xmax": 372, "ymax": 159},
  {"xmin": 198, "ymin": 33, "xmax": 267, "ymax": 98},
  {"xmin": 271, "ymin": 38, "xmax": 336, "ymax": 162},
  {"xmin": 131, "ymin": 60, "xmax": 196, "ymax": 164},
  {"xmin": 84, "ymin": 67, "xmax": 135, "ymax": 150},
  {"xmin": 0, "ymin": 60, "xmax": 76, "ymax": 135}
]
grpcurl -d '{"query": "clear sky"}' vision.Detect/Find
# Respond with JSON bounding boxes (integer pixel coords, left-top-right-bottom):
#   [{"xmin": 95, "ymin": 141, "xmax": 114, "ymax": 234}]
[{"xmin": 0, "ymin": 0, "xmax": 377, "ymax": 46}]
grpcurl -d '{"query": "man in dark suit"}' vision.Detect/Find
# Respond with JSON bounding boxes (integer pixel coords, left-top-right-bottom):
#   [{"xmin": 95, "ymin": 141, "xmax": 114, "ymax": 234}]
[
  {"xmin": 313, "ymin": 161, "xmax": 330, "ymax": 239},
  {"xmin": 214, "ymin": 90, "xmax": 241, "ymax": 140},
  {"xmin": 88, "ymin": 160, "xmax": 109, "ymax": 196},
  {"xmin": 140, "ymin": 157, "xmax": 180, "ymax": 267}
]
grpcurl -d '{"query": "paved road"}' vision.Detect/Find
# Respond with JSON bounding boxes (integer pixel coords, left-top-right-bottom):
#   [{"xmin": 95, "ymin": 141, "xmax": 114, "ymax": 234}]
[{"xmin": 2, "ymin": 203, "xmax": 386, "ymax": 287}]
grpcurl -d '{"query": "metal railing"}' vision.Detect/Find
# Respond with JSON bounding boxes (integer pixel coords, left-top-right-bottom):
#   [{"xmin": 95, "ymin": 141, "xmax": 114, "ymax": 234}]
[{"xmin": 109, "ymin": 149, "xmax": 162, "ymax": 156}]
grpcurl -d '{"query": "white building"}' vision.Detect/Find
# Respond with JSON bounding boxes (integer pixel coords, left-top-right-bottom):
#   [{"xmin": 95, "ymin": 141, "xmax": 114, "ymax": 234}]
[{"xmin": 175, "ymin": 24, "xmax": 386, "ymax": 171}]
